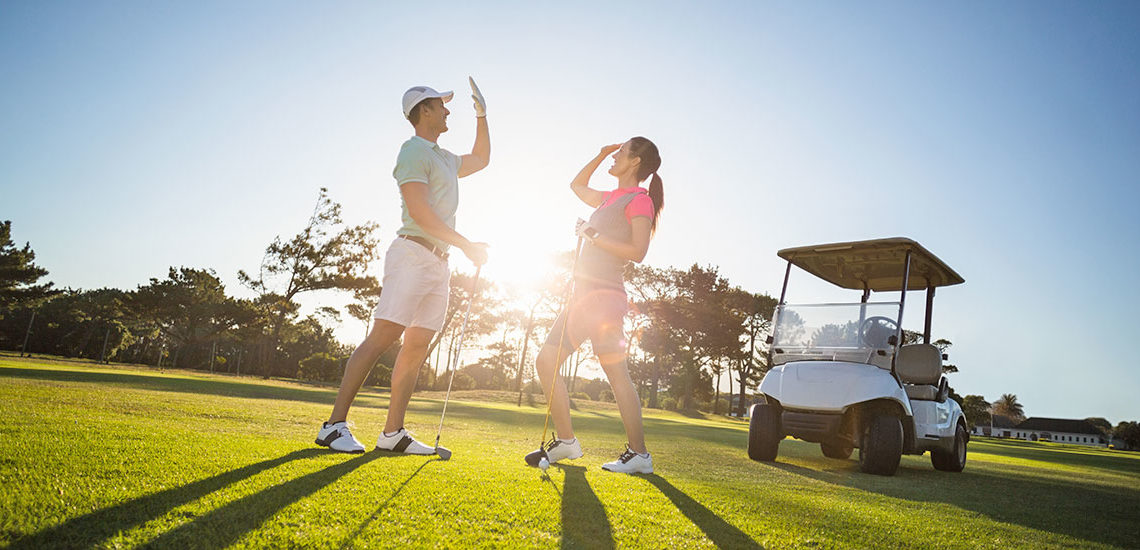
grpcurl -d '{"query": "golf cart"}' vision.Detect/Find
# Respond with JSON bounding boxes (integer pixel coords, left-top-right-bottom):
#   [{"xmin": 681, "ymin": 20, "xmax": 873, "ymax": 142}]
[{"xmin": 747, "ymin": 238, "xmax": 967, "ymax": 476}]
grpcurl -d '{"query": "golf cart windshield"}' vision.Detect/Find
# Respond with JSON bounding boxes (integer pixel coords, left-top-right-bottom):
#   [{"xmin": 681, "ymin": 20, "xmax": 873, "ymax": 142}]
[{"xmin": 771, "ymin": 302, "xmax": 900, "ymax": 367}]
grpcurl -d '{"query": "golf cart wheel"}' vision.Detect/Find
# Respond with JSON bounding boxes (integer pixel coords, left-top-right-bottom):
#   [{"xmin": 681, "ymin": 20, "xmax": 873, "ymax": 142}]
[
  {"xmin": 747, "ymin": 403, "xmax": 781, "ymax": 461},
  {"xmin": 932, "ymin": 423, "xmax": 968, "ymax": 472},
  {"xmin": 821, "ymin": 441, "xmax": 853, "ymax": 459},
  {"xmin": 858, "ymin": 415, "xmax": 903, "ymax": 476}
]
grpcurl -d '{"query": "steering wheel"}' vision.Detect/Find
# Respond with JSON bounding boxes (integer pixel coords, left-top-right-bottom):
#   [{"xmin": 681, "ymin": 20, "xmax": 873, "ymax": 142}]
[{"xmin": 859, "ymin": 316, "xmax": 899, "ymax": 348}]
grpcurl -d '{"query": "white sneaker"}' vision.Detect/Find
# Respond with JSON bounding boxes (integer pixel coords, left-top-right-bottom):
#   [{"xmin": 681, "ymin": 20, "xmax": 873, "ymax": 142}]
[
  {"xmin": 525, "ymin": 437, "xmax": 584, "ymax": 467},
  {"xmin": 546, "ymin": 438, "xmax": 583, "ymax": 463},
  {"xmin": 315, "ymin": 421, "xmax": 365, "ymax": 453},
  {"xmin": 375, "ymin": 428, "xmax": 435, "ymax": 455},
  {"xmin": 601, "ymin": 446, "xmax": 653, "ymax": 474}
]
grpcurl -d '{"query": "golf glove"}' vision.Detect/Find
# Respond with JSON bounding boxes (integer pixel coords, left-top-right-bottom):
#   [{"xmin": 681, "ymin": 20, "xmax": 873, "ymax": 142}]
[
  {"xmin": 469, "ymin": 76, "xmax": 487, "ymax": 117},
  {"xmin": 575, "ymin": 218, "xmax": 600, "ymax": 242}
]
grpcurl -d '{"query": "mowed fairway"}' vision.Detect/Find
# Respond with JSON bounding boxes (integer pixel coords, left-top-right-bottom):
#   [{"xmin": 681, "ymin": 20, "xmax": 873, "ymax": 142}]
[{"xmin": 1, "ymin": 357, "xmax": 1138, "ymax": 549}]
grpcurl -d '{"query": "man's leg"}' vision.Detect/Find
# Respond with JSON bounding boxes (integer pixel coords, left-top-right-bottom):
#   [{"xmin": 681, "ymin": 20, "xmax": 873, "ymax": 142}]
[
  {"xmin": 328, "ymin": 319, "xmax": 406, "ymax": 424},
  {"xmin": 382, "ymin": 326, "xmax": 436, "ymax": 433}
]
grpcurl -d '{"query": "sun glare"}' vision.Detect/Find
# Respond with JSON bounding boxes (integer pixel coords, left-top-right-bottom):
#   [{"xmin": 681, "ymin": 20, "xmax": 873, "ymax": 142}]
[{"xmin": 480, "ymin": 237, "xmax": 563, "ymax": 296}]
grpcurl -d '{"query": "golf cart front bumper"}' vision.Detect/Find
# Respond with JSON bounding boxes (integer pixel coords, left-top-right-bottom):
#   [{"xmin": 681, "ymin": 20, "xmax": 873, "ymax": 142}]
[{"xmin": 782, "ymin": 411, "xmax": 844, "ymax": 443}]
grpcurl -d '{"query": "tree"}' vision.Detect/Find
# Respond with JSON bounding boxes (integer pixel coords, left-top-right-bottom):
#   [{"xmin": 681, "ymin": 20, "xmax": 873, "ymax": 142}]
[
  {"xmin": 627, "ymin": 264, "xmax": 684, "ymax": 409},
  {"xmin": 132, "ymin": 267, "xmax": 240, "ymax": 369},
  {"xmin": 297, "ymin": 352, "xmax": 342, "ymax": 382},
  {"xmin": 728, "ymin": 288, "xmax": 778, "ymax": 416},
  {"xmin": 0, "ymin": 220, "xmax": 57, "ymax": 310},
  {"xmin": 961, "ymin": 395, "xmax": 992, "ymax": 430},
  {"xmin": 667, "ymin": 264, "xmax": 743, "ymax": 411},
  {"xmin": 427, "ymin": 271, "xmax": 498, "ymax": 382},
  {"xmin": 1113, "ymin": 421, "xmax": 1140, "ymax": 450},
  {"xmin": 992, "ymin": 393, "xmax": 1025, "ymax": 422},
  {"xmin": 239, "ymin": 188, "xmax": 380, "ymax": 374},
  {"xmin": 345, "ymin": 279, "xmax": 383, "ymax": 340},
  {"xmin": 4, "ymin": 288, "xmax": 132, "ymax": 360},
  {"xmin": 513, "ymin": 249, "xmax": 575, "ymax": 405},
  {"xmin": 473, "ymin": 338, "xmax": 517, "ymax": 389},
  {"xmin": 1085, "ymin": 417, "xmax": 1113, "ymax": 437}
]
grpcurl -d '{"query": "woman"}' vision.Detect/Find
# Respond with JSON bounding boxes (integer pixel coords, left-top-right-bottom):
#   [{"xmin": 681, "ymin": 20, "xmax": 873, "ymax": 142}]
[{"xmin": 527, "ymin": 137, "xmax": 664, "ymax": 474}]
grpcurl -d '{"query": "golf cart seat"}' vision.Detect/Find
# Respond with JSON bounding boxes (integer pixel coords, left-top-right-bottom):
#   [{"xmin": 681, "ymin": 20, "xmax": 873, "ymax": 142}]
[{"xmin": 896, "ymin": 344, "xmax": 942, "ymax": 401}]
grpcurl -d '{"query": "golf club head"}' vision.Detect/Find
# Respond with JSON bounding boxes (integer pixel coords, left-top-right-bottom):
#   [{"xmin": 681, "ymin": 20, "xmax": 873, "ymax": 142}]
[
  {"xmin": 435, "ymin": 446, "xmax": 452, "ymax": 460},
  {"xmin": 524, "ymin": 448, "xmax": 548, "ymax": 467}
]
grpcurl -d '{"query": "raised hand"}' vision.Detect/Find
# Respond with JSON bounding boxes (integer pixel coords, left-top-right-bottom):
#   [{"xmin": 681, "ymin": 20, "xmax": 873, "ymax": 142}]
[{"xmin": 469, "ymin": 76, "xmax": 487, "ymax": 118}]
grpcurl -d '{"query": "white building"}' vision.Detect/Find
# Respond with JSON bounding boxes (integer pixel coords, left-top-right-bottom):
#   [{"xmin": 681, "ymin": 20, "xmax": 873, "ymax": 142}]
[{"xmin": 974, "ymin": 417, "xmax": 1108, "ymax": 447}]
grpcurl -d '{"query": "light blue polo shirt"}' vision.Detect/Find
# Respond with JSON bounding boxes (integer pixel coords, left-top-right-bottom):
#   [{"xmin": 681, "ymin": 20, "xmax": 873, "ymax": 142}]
[{"xmin": 393, "ymin": 136, "xmax": 461, "ymax": 252}]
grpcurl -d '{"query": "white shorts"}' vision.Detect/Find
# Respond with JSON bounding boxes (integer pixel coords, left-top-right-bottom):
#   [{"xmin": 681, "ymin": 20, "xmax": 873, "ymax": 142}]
[{"xmin": 372, "ymin": 238, "xmax": 450, "ymax": 331}]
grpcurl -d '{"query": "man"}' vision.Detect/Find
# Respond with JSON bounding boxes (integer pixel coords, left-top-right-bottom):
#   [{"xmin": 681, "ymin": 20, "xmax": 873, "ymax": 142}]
[{"xmin": 316, "ymin": 77, "xmax": 490, "ymax": 454}]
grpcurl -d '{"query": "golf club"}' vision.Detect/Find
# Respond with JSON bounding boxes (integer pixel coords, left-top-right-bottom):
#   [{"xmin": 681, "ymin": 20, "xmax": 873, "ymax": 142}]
[
  {"xmin": 433, "ymin": 265, "xmax": 482, "ymax": 460},
  {"xmin": 525, "ymin": 237, "xmax": 584, "ymax": 469}
]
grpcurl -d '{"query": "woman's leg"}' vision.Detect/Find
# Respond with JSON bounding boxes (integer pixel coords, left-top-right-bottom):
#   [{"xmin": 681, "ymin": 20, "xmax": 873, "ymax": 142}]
[
  {"xmin": 535, "ymin": 309, "xmax": 586, "ymax": 440},
  {"xmin": 588, "ymin": 288, "xmax": 647, "ymax": 454},
  {"xmin": 598, "ymin": 357, "xmax": 647, "ymax": 454}
]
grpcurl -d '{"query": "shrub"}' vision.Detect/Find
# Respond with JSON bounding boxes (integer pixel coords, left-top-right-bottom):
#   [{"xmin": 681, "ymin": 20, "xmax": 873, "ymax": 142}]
[
  {"xmin": 716, "ymin": 397, "xmax": 732, "ymax": 414},
  {"xmin": 570, "ymin": 392, "xmax": 592, "ymax": 401},
  {"xmin": 599, "ymin": 389, "xmax": 615, "ymax": 403},
  {"xmin": 438, "ymin": 371, "xmax": 476, "ymax": 391},
  {"xmin": 659, "ymin": 396, "xmax": 678, "ymax": 411},
  {"xmin": 297, "ymin": 353, "xmax": 341, "ymax": 382},
  {"xmin": 365, "ymin": 362, "xmax": 392, "ymax": 387},
  {"xmin": 416, "ymin": 369, "xmax": 436, "ymax": 391}
]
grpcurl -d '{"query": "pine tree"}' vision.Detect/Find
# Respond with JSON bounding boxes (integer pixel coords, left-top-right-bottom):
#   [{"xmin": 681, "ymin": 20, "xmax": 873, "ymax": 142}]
[{"xmin": 0, "ymin": 220, "xmax": 57, "ymax": 309}]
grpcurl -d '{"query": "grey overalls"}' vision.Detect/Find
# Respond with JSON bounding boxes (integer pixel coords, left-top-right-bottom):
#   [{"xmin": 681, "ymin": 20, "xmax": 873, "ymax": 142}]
[
  {"xmin": 575, "ymin": 190, "xmax": 644, "ymax": 290},
  {"xmin": 549, "ymin": 190, "xmax": 645, "ymax": 355}
]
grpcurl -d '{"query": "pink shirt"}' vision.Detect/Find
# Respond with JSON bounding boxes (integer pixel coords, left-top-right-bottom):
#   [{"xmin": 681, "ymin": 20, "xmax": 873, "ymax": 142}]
[{"xmin": 599, "ymin": 187, "xmax": 654, "ymax": 224}]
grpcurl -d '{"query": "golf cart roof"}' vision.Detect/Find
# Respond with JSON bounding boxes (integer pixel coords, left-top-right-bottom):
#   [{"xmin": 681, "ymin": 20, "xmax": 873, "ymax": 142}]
[{"xmin": 777, "ymin": 237, "xmax": 964, "ymax": 291}]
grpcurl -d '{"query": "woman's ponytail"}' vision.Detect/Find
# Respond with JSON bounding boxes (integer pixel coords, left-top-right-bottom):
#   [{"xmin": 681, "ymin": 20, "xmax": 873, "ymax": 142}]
[
  {"xmin": 648, "ymin": 172, "xmax": 664, "ymax": 235},
  {"xmin": 629, "ymin": 136, "xmax": 664, "ymax": 235}
]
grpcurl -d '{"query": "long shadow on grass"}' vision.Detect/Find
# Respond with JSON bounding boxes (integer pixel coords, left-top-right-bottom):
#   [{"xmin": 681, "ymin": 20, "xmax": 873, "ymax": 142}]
[
  {"xmin": 140, "ymin": 451, "xmax": 383, "ymax": 549},
  {"xmin": 635, "ymin": 475, "xmax": 763, "ymax": 549},
  {"xmin": 554, "ymin": 465, "xmax": 614, "ymax": 549},
  {"xmin": 8, "ymin": 448, "xmax": 326, "ymax": 550},
  {"xmin": 337, "ymin": 458, "xmax": 435, "ymax": 549},
  {"xmin": 768, "ymin": 459, "xmax": 1139, "ymax": 548},
  {"xmin": 0, "ymin": 366, "xmax": 385, "ymax": 408}
]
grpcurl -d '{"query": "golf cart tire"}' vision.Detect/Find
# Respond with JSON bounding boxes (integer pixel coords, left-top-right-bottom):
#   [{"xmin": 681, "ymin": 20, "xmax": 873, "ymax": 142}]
[
  {"xmin": 821, "ymin": 442, "xmax": 853, "ymax": 459},
  {"xmin": 747, "ymin": 403, "xmax": 781, "ymax": 461},
  {"xmin": 858, "ymin": 415, "xmax": 903, "ymax": 476},
  {"xmin": 932, "ymin": 423, "xmax": 968, "ymax": 472}
]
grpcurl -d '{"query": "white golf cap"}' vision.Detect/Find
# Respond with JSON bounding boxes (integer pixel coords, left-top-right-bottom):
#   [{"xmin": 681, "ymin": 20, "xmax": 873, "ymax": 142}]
[{"xmin": 402, "ymin": 86, "xmax": 453, "ymax": 119}]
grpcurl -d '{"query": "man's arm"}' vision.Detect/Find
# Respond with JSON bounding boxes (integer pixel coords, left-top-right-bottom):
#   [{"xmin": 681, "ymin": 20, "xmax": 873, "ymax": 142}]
[
  {"xmin": 458, "ymin": 77, "xmax": 490, "ymax": 178},
  {"xmin": 458, "ymin": 115, "xmax": 489, "ymax": 178},
  {"xmin": 401, "ymin": 182, "xmax": 488, "ymax": 265}
]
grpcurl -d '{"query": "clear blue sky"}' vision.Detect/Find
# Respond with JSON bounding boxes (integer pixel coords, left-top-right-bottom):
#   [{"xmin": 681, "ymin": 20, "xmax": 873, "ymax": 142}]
[{"xmin": 3, "ymin": 2, "xmax": 1138, "ymax": 421}]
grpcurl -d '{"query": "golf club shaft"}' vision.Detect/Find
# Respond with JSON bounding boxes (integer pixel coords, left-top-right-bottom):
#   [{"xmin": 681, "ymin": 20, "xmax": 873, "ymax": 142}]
[
  {"xmin": 434, "ymin": 265, "xmax": 482, "ymax": 448},
  {"xmin": 539, "ymin": 237, "xmax": 584, "ymax": 446}
]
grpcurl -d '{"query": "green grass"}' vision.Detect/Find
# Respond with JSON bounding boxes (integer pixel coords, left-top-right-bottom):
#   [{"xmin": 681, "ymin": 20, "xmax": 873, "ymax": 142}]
[{"xmin": 1, "ymin": 356, "xmax": 1138, "ymax": 549}]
